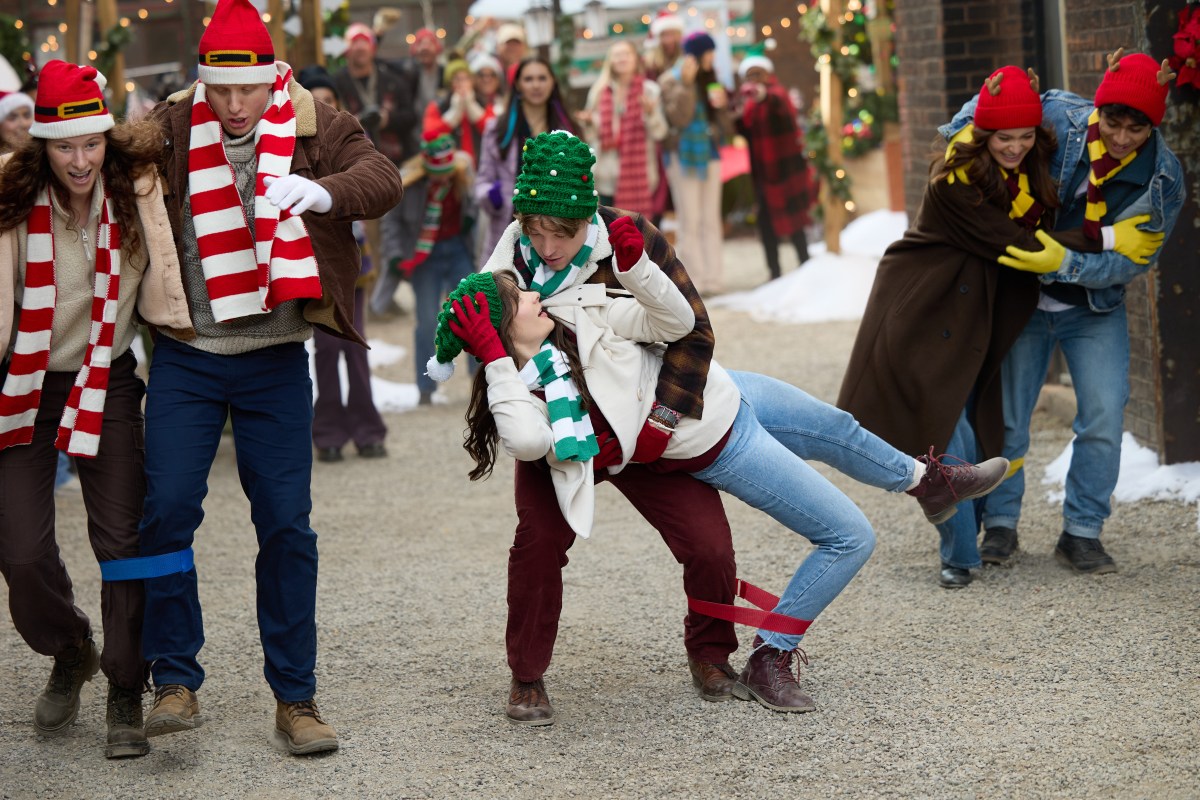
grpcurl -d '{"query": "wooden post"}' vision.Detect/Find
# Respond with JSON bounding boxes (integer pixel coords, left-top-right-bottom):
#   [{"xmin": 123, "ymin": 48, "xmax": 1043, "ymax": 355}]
[
  {"xmin": 866, "ymin": 11, "xmax": 904, "ymax": 212},
  {"xmin": 267, "ymin": 0, "xmax": 286, "ymax": 62},
  {"xmin": 819, "ymin": 0, "xmax": 846, "ymax": 254},
  {"xmin": 96, "ymin": 0, "xmax": 126, "ymax": 115},
  {"xmin": 64, "ymin": 0, "xmax": 80, "ymax": 64},
  {"xmin": 298, "ymin": 0, "xmax": 326, "ymax": 68}
]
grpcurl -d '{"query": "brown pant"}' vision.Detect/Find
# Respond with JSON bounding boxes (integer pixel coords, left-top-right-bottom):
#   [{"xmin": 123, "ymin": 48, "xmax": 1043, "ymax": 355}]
[{"xmin": 0, "ymin": 352, "xmax": 147, "ymax": 689}]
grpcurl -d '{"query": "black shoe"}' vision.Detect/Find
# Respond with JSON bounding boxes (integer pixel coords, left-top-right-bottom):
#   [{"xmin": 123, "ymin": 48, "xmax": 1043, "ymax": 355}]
[
  {"xmin": 105, "ymin": 682, "xmax": 149, "ymax": 759},
  {"xmin": 357, "ymin": 442, "xmax": 388, "ymax": 458},
  {"xmin": 34, "ymin": 636, "xmax": 100, "ymax": 733},
  {"xmin": 1054, "ymin": 532, "xmax": 1117, "ymax": 574},
  {"xmin": 316, "ymin": 447, "xmax": 343, "ymax": 463},
  {"xmin": 980, "ymin": 526, "xmax": 1019, "ymax": 567},
  {"xmin": 939, "ymin": 562, "xmax": 972, "ymax": 589}
]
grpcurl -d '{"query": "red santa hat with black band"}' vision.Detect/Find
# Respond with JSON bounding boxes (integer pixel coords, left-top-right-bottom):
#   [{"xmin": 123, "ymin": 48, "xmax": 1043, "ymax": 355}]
[
  {"xmin": 29, "ymin": 60, "xmax": 114, "ymax": 139},
  {"xmin": 197, "ymin": 0, "xmax": 277, "ymax": 85}
]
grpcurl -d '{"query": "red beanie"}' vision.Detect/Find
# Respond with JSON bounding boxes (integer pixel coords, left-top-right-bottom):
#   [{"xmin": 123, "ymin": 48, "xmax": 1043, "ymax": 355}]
[
  {"xmin": 1094, "ymin": 52, "xmax": 1169, "ymax": 126},
  {"xmin": 973, "ymin": 66, "xmax": 1042, "ymax": 130},
  {"xmin": 412, "ymin": 28, "xmax": 443, "ymax": 55},
  {"xmin": 198, "ymin": 0, "xmax": 277, "ymax": 85},
  {"xmin": 29, "ymin": 60, "xmax": 114, "ymax": 139}
]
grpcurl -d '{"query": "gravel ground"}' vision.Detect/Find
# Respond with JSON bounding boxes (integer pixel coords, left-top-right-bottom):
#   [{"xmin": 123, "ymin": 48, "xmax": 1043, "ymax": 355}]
[{"xmin": 1, "ymin": 239, "xmax": 1197, "ymax": 799}]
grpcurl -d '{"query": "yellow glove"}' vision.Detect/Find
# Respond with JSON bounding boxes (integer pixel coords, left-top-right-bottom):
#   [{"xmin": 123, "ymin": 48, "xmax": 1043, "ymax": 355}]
[
  {"xmin": 998, "ymin": 230, "xmax": 1066, "ymax": 274},
  {"xmin": 1110, "ymin": 214, "xmax": 1164, "ymax": 265}
]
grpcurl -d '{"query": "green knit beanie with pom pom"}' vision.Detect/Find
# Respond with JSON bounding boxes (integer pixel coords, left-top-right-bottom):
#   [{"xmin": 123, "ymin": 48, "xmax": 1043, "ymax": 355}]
[
  {"xmin": 425, "ymin": 271, "xmax": 504, "ymax": 382},
  {"xmin": 512, "ymin": 130, "xmax": 598, "ymax": 219}
]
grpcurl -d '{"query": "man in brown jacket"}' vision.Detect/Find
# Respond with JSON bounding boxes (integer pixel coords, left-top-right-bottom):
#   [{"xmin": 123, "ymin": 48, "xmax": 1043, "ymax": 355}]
[{"xmin": 136, "ymin": 0, "xmax": 402, "ymax": 756}]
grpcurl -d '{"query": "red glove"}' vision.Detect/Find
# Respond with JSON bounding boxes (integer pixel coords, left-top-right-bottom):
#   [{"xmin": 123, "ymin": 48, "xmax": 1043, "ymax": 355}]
[
  {"xmin": 592, "ymin": 431, "xmax": 623, "ymax": 472},
  {"xmin": 448, "ymin": 292, "xmax": 507, "ymax": 365},
  {"xmin": 608, "ymin": 216, "xmax": 645, "ymax": 272},
  {"xmin": 631, "ymin": 419, "xmax": 671, "ymax": 463}
]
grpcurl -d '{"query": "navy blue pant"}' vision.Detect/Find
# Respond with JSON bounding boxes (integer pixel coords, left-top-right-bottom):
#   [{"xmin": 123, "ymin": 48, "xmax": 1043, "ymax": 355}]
[{"xmin": 139, "ymin": 336, "xmax": 319, "ymax": 702}]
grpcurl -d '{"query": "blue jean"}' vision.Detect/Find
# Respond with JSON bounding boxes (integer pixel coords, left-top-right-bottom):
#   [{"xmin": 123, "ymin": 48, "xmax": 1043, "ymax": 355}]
[
  {"xmin": 139, "ymin": 337, "xmax": 320, "ymax": 702},
  {"xmin": 412, "ymin": 236, "xmax": 474, "ymax": 396},
  {"xmin": 982, "ymin": 305, "xmax": 1129, "ymax": 539},
  {"xmin": 936, "ymin": 409, "xmax": 985, "ymax": 569},
  {"xmin": 692, "ymin": 371, "xmax": 913, "ymax": 651}
]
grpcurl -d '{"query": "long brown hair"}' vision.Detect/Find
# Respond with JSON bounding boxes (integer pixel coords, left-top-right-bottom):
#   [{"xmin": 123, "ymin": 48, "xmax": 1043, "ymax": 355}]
[
  {"xmin": 929, "ymin": 125, "xmax": 1060, "ymax": 215},
  {"xmin": 0, "ymin": 116, "xmax": 164, "ymax": 258},
  {"xmin": 463, "ymin": 270, "xmax": 593, "ymax": 481}
]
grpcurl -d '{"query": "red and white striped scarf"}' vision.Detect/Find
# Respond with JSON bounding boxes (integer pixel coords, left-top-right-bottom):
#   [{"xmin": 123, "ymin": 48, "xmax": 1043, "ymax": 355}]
[
  {"xmin": 188, "ymin": 63, "xmax": 322, "ymax": 322},
  {"xmin": 0, "ymin": 185, "xmax": 122, "ymax": 457},
  {"xmin": 597, "ymin": 77, "xmax": 652, "ymax": 214}
]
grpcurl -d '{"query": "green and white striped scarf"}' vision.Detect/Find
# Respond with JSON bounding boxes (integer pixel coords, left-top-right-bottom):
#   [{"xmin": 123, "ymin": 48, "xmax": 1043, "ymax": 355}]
[
  {"xmin": 518, "ymin": 339, "xmax": 599, "ymax": 462},
  {"xmin": 519, "ymin": 213, "xmax": 601, "ymax": 298}
]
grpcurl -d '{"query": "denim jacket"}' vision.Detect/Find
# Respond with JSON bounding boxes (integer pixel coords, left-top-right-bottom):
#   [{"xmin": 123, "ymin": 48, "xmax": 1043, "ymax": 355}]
[{"xmin": 940, "ymin": 90, "xmax": 1186, "ymax": 312}]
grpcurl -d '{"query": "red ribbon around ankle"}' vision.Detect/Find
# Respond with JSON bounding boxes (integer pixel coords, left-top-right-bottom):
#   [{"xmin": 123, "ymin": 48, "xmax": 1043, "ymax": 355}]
[{"xmin": 687, "ymin": 579, "xmax": 812, "ymax": 636}]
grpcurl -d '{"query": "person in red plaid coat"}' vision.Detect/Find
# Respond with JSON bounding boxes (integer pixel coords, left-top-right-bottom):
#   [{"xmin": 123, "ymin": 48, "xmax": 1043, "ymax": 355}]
[{"xmin": 734, "ymin": 56, "xmax": 815, "ymax": 280}]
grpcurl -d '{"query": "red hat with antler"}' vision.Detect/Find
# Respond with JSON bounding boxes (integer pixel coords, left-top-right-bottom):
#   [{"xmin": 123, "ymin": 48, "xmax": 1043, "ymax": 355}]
[
  {"xmin": 973, "ymin": 66, "xmax": 1042, "ymax": 130},
  {"xmin": 1094, "ymin": 50, "xmax": 1170, "ymax": 126}
]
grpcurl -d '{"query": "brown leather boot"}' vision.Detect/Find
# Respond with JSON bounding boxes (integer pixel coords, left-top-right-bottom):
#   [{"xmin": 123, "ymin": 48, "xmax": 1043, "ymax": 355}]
[
  {"xmin": 275, "ymin": 700, "xmax": 339, "ymax": 755},
  {"xmin": 733, "ymin": 638, "xmax": 816, "ymax": 713},
  {"xmin": 688, "ymin": 658, "xmax": 737, "ymax": 702},
  {"xmin": 144, "ymin": 684, "xmax": 201, "ymax": 737},
  {"xmin": 506, "ymin": 678, "xmax": 554, "ymax": 726},
  {"xmin": 34, "ymin": 636, "xmax": 101, "ymax": 734},
  {"xmin": 907, "ymin": 450, "xmax": 1010, "ymax": 524},
  {"xmin": 105, "ymin": 682, "xmax": 149, "ymax": 759}
]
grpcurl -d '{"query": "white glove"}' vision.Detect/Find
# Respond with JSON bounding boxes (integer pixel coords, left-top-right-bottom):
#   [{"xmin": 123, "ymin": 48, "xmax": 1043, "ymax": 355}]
[{"xmin": 263, "ymin": 174, "xmax": 332, "ymax": 215}]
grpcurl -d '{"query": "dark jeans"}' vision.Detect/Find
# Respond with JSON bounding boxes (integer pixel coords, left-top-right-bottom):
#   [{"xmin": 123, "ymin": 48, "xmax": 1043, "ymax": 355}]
[
  {"xmin": 508, "ymin": 458, "xmax": 738, "ymax": 683},
  {"xmin": 756, "ymin": 186, "xmax": 810, "ymax": 280},
  {"xmin": 139, "ymin": 337, "xmax": 319, "ymax": 702},
  {"xmin": 0, "ymin": 352, "xmax": 147, "ymax": 689},
  {"xmin": 312, "ymin": 288, "xmax": 387, "ymax": 450}
]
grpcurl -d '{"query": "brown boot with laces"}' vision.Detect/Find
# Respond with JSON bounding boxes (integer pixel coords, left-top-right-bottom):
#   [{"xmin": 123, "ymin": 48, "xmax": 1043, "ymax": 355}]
[
  {"xmin": 506, "ymin": 678, "xmax": 554, "ymax": 726},
  {"xmin": 688, "ymin": 658, "xmax": 737, "ymax": 702},
  {"xmin": 907, "ymin": 448, "xmax": 1010, "ymax": 524},
  {"xmin": 144, "ymin": 684, "xmax": 201, "ymax": 737},
  {"xmin": 733, "ymin": 637, "xmax": 817, "ymax": 713},
  {"xmin": 275, "ymin": 699, "xmax": 339, "ymax": 755}
]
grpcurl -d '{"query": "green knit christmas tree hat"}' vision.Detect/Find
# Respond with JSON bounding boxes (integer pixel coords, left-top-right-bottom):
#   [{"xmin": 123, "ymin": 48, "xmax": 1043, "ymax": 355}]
[
  {"xmin": 512, "ymin": 130, "xmax": 598, "ymax": 219},
  {"xmin": 425, "ymin": 271, "xmax": 504, "ymax": 382}
]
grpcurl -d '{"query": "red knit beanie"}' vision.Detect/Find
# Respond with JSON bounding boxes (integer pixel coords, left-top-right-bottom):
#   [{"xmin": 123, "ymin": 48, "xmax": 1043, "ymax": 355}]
[
  {"xmin": 421, "ymin": 115, "xmax": 456, "ymax": 175},
  {"xmin": 1094, "ymin": 52, "xmax": 1168, "ymax": 126},
  {"xmin": 973, "ymin": 66, "xmax": 1042, "ymax": 130},
  {"xmin": 29, "ymin": 60, "xmax": 114, "ymax": 139},
  {"xmin": 198, "ymin": 0, "xmax": 277, "ymax": 85}
]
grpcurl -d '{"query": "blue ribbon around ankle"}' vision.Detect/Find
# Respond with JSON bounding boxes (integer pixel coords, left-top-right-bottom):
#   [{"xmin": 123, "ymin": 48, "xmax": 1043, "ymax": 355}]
[{"xmin": 99, "ymin": 548, "xmax": 195, "ymax": 581}]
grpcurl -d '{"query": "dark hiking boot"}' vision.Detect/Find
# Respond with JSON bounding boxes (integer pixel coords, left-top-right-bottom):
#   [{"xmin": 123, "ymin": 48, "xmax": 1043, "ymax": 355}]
[
  {"xmin": 980, "ymin": 526, "xmax": 1019, "ymax": 566},
  {"xmin": 688, "ymin": 658, "xmax": 737, "ymax": 702},
  {"xmin": 34, "ymin": 636, "xmax": 100, "ymax": 734},
  {"xmin": 144, "ymin": 684, "xmax": 201, "ymax": 737},
  {"xmin": 106, "ymin": 682, "xmax": 149, "ymax": 759},
  {"xmin": 1054, "ymin": 532, "xmax": 1117, "ymax": 574},
  {"xmin": 506, "ymin": 678, "xmax": 554, "ymax": 726},
  {"xmin": 732, "ymin": 637, "xmax": 816, "ymax": 713},
  {"xmin": 907, "ymin": 449, "xmax": 1010, "ymax": 524}
]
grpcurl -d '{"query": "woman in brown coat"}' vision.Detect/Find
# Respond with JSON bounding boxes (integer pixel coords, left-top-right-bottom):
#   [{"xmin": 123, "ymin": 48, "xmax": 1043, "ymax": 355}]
[{"xmin": 837, "ymin": 67, "xmax": 1104, "ymax": 588}]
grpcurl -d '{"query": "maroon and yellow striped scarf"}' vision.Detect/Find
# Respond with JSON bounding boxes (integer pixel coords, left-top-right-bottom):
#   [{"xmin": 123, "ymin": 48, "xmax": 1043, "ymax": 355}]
[{"xmin": 1083, "ymin": 108, "xmax": 1145, "ymax": 240}]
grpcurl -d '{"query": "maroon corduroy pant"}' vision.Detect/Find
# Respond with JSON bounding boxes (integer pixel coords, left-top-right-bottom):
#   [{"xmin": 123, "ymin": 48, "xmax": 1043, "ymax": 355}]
[{"xmin": 508, "ymin": 458, "xmax": 738, "ymax": 682}]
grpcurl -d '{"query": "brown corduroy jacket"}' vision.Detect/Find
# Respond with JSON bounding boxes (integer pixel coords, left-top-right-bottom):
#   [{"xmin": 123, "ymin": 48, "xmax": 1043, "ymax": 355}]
[{"xmin": 152, "ymin": 79, "xmax": 404, "ymax": 345}]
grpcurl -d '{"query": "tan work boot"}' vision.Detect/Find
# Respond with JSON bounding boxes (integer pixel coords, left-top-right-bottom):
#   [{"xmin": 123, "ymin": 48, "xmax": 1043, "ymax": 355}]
[
  {"xmin": 105, "ymin": 682, "xmax": 150, "ymax": 758},
  {"xmin": 144, "ymin": 684, "xmax": 201, "ymax": 737},
  {"xmin": 275, "ymin": 700, "xmax": 339, "ymax": 755},
  {"xmin": 34, "ymin": 636, "xmax": 101, "ymax": 734}
]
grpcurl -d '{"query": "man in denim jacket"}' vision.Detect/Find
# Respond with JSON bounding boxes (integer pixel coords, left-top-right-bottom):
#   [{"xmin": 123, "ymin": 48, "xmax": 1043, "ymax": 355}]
[{"xmin": 939, "ymin": 52, "xmax": 1184, "ymax": 574}]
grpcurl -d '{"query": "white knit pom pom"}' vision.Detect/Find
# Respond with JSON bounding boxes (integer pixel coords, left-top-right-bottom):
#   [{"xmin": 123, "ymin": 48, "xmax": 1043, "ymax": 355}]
[{"xmin": 425, "ymin": 356, "xmax": 456, "ymax": 383}]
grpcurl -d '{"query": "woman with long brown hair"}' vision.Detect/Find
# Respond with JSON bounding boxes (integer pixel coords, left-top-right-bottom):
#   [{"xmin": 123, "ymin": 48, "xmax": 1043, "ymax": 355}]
[
  {"xmin": 837, "ymin": 66, "xmax": 1133, "ymax": 588},
  {"xmin": 0, "ymin": 60, "xmax": 189, "ymax": 759}
]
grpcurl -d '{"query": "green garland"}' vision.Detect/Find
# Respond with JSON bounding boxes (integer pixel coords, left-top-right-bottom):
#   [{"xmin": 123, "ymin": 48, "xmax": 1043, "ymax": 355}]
[
  {"xmin": 796, "ymin": 3, "xmax": 900, "ymax": 215},
  {"xmin": 0, "ymin": 14, "xmax": 32, "ymax": 88},
  {"xmin": 94, "ymin": 23, "xmax": 132, "ymax": 86}
]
